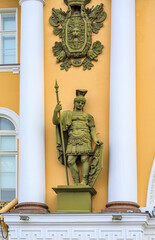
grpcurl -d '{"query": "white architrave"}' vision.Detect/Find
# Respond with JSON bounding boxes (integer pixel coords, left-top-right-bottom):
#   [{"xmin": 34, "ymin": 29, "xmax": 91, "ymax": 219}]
[
  {"xmin": 19, "ymin": 0, "xmax": 45, "ymax": 203},
  {"xmin": 146, "ymin": 158, "xmax": 155, "ymax": 207},
  {"xmin": 0, "ymin": 107, "xmax": 19, "ymax": 138},
  {"xmin": 108, "ymin": 0, "xmax": 137, "ymax": 202},
  {"xmin": 3, "ymin": 213, "xmax": 150, "ymax": 240}
]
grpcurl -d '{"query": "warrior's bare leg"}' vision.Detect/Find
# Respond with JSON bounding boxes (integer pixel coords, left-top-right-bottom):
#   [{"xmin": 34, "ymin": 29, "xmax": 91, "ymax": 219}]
[
  {"xmin": 81, "ymin": 155, "xmax": 89, "ymax": 185},
  {"xmin": 68, "ymin": 155, "xmax": 80, "ymax": 183}
]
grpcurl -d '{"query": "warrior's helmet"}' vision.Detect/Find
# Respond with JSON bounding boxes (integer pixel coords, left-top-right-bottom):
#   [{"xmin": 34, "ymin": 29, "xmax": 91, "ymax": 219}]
[{"xmin": 74, "ymin": 89, "xmax": 87, "ymax": 104}]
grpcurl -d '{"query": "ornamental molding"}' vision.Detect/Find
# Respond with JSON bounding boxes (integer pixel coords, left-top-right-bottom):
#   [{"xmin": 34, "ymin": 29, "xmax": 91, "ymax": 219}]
[
  {"xmin": 7, "ymin": 229, "xmax": 143, "ymax": 240},
  {"xmin": 19, "ymin": 0, "xmax": 45, "ymax": 5},
  {"xmin": 146, "ymin": 158, "xmax": 155, "ymax": 207},
  {"xmin": 0, "ymin": 107, "xmax": 20, "ymax": 138}
]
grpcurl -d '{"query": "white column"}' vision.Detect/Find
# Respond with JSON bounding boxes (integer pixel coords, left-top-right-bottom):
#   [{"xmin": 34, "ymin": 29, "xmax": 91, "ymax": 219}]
[
  {"xmin": 109, "ymin": 0, "xmax": 137, "ymax": 202},
  {"xmin": 19, "ymin": 0, "xmax": 45, "ymax": 203}
]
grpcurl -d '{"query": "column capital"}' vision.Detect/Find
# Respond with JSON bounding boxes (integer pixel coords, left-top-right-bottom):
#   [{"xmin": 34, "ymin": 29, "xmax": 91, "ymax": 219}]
[{"xmin": 19, "ymin": 0, "xmax": 45, "ymax": 6}]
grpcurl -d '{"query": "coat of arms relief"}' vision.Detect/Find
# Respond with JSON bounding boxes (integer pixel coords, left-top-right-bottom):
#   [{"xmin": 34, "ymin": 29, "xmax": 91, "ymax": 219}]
[{"xmin": 49, "ymin": 0, "xmax": 107, "ymax": 71}]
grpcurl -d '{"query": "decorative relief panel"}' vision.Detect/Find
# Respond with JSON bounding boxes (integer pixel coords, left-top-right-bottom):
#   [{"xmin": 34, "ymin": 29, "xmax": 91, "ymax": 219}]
[
  {"xmin": 7, "ymin": 227, "xmax": 144, "ymax": 240},
  {"xmin": 99, "ymin": 229, "xmax": 143, "ymax": 240},
  {"xmin": 49, "ymin": 0, "xmax": 107, "ymax": 71}
]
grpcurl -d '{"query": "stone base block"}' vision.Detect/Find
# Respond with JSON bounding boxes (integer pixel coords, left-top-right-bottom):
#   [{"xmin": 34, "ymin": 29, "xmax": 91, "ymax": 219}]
[{"xmin": 53, "ymin": 185, "xmax": 96, "ymax": 213}]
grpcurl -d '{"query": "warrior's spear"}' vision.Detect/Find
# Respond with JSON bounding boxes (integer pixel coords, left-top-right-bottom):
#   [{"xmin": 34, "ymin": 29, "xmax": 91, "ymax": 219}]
[{"xmin": 54, "ymin": 80, "xmax": 69, "ymax": 185}]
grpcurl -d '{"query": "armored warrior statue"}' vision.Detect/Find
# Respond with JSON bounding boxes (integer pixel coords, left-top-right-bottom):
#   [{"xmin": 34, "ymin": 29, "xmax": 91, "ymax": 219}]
[{"xmin": 53, "ymin": 86, "xmax": 103, "ymax": 186}]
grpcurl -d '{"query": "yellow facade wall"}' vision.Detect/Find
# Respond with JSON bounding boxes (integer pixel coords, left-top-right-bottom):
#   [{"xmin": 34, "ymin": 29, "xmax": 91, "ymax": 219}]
[
  {"xmin": 136, "ymin": 0, "xmax": 155, "ymax": 207},
  {"xmin": 0, "ymin": 0, "xmax": 20, "ymax": 203},
  {"xmin": 0, "ymin": 0, "xmax": 155, "ymax": 211},
  {"xmin": 0, "ymin": 0, "xmax": 20, "ymax": 115},
  {"xmin": 0, "ymin": 72, "xmax": 19, "ymax": 114}
]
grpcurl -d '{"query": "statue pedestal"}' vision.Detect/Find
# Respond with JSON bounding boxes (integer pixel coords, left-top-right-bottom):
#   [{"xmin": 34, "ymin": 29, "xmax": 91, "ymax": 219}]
[{"xmin": 53, "ymin": 185, "xmax": 96, "ymax": 213}]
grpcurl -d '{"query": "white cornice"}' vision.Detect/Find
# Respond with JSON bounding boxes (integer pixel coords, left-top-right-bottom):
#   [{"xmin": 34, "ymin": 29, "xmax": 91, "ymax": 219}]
[
  {"xmin": 3, "ymin": 212, "xmax": 149, "ymax": 225},
  {"xmin": 19, "ymin": 0, "xmax": 45, "ymax": 5}
]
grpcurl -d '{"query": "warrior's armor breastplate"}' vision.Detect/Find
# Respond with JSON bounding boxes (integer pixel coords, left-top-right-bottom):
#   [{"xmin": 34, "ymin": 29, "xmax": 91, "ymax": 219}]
[{"xmin": 66, "ymin": 112, "xmax": 94, "ymax": 155}]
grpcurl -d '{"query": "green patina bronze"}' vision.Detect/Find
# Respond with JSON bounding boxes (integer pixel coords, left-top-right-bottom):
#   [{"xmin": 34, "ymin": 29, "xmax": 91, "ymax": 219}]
[
  {"xmin": 49, "ymin": 0, "xmax": 107, "ymax": 71},
  {"xmin": 53, "ymin": 82, "xmax": 103, "ymax": 187}
]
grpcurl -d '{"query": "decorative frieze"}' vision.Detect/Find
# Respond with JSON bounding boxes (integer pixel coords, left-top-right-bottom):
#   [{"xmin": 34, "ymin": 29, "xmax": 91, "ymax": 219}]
[{"xmin": 3, "ymin": 213, "xmax": 152, "ymax": 240}]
